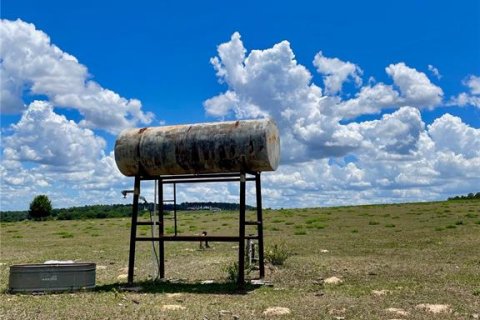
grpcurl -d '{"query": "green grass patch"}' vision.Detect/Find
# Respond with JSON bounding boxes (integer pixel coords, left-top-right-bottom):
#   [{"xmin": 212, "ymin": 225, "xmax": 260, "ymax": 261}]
[{"xmin": 55, "ymin": 231, "xmax": 74, "ymax": 238}]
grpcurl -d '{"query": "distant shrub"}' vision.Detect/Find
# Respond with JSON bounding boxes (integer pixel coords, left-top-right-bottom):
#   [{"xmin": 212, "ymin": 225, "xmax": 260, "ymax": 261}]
[
  {"xmin": 29, "ymin": 195, "xmax": 52, "ymax": 220},
  {"xmin": 57, "ymin": 212, "xmax": 73, "ymax": 220},
  {"xmin": 351, "ymin": 229, "xmax": 359, "ymax": 233},
  {"xmin": 294, "ymin": 230, "xmax": 307, "ymax": 235},
  {"xmin": 368, "ymin": 221, "xmax": 380, "ymax": 225},
  {"xmin": 385, "ymin": 224, "xmax": 396, "ymax": 228},
  {"xmin": 265, "ymin": 243, "xmax": 291, "ymax": 266}
]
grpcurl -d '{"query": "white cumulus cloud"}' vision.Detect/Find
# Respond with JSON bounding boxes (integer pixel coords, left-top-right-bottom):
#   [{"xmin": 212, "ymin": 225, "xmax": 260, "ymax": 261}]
[
  {"xmin": 203, "ymin": 32, "xmax": 479, "ymax": 206},
  {"xmin": 385, "ymin": 62, "xmax": 443, "ymax": 108},
  {"xmin": 448, "ymin": 75, "xmax": 480, "ymax": 108},
  {"xmin": 0, "ymin": 19, "xmax": 153, "ymax": 133},
  {"xmin": 313, "ymin": 51, "xmax": 363, "ymax": 95},
  {"xmin": 3, "ymin": 101, "xmax": 106, "ymax": 168}
]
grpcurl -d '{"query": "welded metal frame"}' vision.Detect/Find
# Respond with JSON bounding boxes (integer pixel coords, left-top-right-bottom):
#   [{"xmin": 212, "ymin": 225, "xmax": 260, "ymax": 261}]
[{"xmin": 127, "ymin": 172, "xmax": 265, "ymax": 287}]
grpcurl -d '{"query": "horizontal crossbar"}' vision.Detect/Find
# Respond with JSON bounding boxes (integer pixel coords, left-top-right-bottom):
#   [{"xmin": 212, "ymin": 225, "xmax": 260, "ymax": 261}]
[
  {"xmin": 138, "ymin": 172, "xmax": 258, "ymax": 181},
  {"xmin": 135, "ymin": 235, "xmax": 259, "ymax": 242},
  {"xmin": 161, "ymin": 177, "xmax": 256, "ymax": 184},
  {"xmin": 136, "ymin": 221, "xmax": 162, "ymax": 225}
]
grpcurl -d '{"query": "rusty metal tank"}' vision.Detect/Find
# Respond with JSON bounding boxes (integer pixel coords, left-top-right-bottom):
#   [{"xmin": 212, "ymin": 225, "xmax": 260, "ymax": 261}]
[{"xmin": 114, "ymin": 119, "xmax": 280, "ymax": 176}]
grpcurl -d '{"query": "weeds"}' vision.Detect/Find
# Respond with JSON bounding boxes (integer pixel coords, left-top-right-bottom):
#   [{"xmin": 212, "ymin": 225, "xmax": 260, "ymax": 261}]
[
  {"xmin": 265, "ymin": 243, "xmax": 291, "ymax": 266},
  {"xmin": 223, "ymin": 261, "xmax": 240, "ymax": 282}
]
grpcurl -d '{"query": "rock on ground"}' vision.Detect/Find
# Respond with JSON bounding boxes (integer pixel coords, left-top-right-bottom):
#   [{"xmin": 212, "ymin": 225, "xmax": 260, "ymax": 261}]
[
  {"xmin": 263, "ymin": 307, "xmax": 291, "ymax": 316},
  {"xmin": 324, "ymin": 276, "xmax": 343, "ymax": 284},
  {"xmin": 162, "ymin": 304, "xmax": 186, "ymax": 311}
]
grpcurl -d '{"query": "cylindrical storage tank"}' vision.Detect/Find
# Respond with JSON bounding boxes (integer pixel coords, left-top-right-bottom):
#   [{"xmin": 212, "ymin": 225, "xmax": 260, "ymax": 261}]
[{"xmin": 115, "ymin": 119, "xmax": 280, "ymax": 176}]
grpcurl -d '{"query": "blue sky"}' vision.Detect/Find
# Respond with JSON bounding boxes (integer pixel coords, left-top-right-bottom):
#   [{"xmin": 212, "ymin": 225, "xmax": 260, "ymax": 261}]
[{"xmin": 1, "ymin": 0, "xmax": 479, "ymax": 210}]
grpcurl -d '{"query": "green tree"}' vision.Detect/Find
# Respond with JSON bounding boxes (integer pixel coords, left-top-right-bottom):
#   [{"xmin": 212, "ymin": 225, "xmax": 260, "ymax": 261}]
[{"xmin": 29, "ymin": 195, "xmax": 52, "ymax": 220}]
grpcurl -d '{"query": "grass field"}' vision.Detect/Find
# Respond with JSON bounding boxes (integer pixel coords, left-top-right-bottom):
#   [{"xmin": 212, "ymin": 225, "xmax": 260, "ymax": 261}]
[{"xmin": 1, "ymin": 201, "xmax": 479, "ymax": 319}]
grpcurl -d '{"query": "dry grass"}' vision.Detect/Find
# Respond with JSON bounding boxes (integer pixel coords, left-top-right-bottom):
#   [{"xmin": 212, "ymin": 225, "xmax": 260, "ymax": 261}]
[{"xmin": 1, "ymin": 200, "xmax": 479, "ymax": 319}]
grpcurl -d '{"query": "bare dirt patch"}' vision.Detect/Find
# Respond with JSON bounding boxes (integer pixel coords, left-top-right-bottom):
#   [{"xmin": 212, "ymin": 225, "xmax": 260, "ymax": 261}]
[
  {"xmin": 385, "ymin": 307, "xmax": 409, "ymax": 317},
  {"xmin": 416, "ymin": 303, "xmax": 451, "ymax": 314},
  {"xmin": 372, "ymin": 289, "xmax": 392, "ymax": 296}
]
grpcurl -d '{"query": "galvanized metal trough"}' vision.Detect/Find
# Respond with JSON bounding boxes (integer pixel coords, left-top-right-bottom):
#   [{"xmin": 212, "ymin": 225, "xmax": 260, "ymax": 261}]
[
  {"xmin": 114, "ymin": 119, "xmax": 280, "ymax": 176},
  {"xmin": 9, "ymin": 263, "xmax": 96, "ymax": 293}
]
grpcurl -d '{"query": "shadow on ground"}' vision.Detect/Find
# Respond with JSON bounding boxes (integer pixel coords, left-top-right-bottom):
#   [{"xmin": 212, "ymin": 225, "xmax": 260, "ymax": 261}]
[{"xmin": 95, "ymin": 280, "xmax": 261, "ymax": 295}]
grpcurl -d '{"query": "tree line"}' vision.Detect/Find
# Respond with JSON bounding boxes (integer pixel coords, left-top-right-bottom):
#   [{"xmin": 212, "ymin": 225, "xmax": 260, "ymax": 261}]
[
  {"xmin": 448, "ymin": 192, "xmax": 480, "ymax": 201},
  {"xmin": 0, "ymin": 195, "xmax": 255, "ymax": 222}
]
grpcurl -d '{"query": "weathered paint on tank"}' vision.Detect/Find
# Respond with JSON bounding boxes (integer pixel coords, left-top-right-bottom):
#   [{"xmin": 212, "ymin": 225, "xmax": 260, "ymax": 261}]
[{"xmin": 114, "ymin": 119, "xmax": 280, "ymax": 176}]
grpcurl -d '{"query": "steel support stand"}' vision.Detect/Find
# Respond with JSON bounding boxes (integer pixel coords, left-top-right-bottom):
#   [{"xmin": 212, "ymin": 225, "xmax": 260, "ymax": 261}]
[
  {"xmin": 158, "ymin": 177, "xmax": 165, "ymax": 279},
  {"xmin": 238, "ymin": 172, "xmax": 246, "ymax": 288},
  {"xmin": 127, "ymin": 176, "xmax": 141, "ymax": 284},
  {"xmin": 173, "ymin": 182, "xmax": 177, "ymax": 236},
  {"xmin": 127, "ymin": 172, "xmax": 264, "ymax": 286},
  {"xmin": 255, "ymin": 172, "xmax": 265, "ymax": 279}
]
